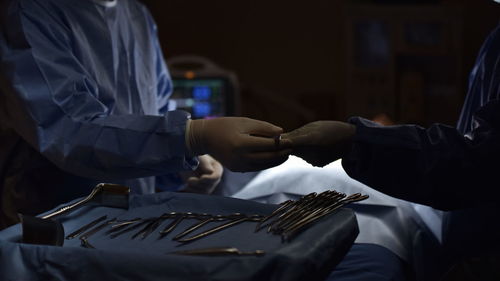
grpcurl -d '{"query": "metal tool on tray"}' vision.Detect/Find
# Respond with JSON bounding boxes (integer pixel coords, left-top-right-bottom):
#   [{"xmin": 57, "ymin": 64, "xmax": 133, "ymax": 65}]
[
  {"xmin": 173, "ymin": 213, "xmax": 241, "ymax": 241},
  {"xmin": 109, "ymin": 219, "xmax": 153, "ymax": 239},
  {"xmin": 170, "ymin": 247, "xmax": 265, "ymax": 257},
  {"xmin": 20, "ymin": 183, "xmax": 130, "ymax": 246},
  {"xmin": 66, "ymin": 215, "xmax": 108, "ymax": 240},
  {"xmin": 42, "ymin": 183, "xmax": 130, "ymax": 219},
  {"xmin": 132, "ymin": 215, "xmax": 169, "ymax": 240},
  {"xmin": 254, "ymin": 190, "xmax": 369, "ymax": 242},
  {"xmin": 67, "ymin": 189, "xmax": 368, "ymax": 249},
  {"xmin": 281, "ymin": 193, "xmax": 369, "ymax": 242},
  {"xmin": 159, "ymin": 212, "xmax": 196, "ymax": 238},
  {"xmin": 106, "ymin": 218, "xmax": 142, "ymax": 235},
  {"xmin": 177, "ymin": 214, "xmax": 264, "ymax": 243},
  {"xmin": 110, "ymin": 191, "xmax": 366, "ymax": 243},
  {"xmin": 80, "ymin": 217, "xmax": 117, "ymax": 240}
]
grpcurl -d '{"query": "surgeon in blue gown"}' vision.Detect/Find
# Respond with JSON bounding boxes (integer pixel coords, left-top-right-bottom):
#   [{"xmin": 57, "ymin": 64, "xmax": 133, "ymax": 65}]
[
  {"xmin": 0, "ymin": 0, "xmax": 290, "ymax": 229},
  {"xmin": 284, "ymin": 20, "xmax": 500, "ymax": 281}
]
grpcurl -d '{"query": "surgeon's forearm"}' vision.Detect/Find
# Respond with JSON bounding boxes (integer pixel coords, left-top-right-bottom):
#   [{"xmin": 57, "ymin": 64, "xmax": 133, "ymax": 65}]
[{"xmin": 341, "ymin": 116, "xmax": 500, "ymax": 210}]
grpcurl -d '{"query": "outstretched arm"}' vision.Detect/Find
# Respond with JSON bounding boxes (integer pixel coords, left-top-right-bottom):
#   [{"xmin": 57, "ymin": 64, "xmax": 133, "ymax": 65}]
[{"xmin": 283, "ymin": 100, "xmax": 500, "ymax": 210}]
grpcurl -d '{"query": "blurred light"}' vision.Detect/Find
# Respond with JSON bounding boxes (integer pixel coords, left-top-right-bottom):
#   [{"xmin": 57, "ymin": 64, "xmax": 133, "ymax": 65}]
[
  {"xmin": 193, "ymin": 103, "xmax": 211, "ymax": 117},
  {"xmin": 192, "ymin": 86, "xmax": 211, "ymax": 100},
  {"xmin": 186, "ymin": 98, "xmax": 195, "ymax": 107},
  {"xmin": 168, "ymin": 99, "xmax": 177, "ymax": 111},
  {"xmin": 184, "ymin": 71, "xmax": 195, "ymax": 79}
]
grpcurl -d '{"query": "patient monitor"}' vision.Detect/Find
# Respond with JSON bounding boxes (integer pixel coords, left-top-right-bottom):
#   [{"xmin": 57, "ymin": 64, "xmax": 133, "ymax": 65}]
[{"xmin": 167, "ymin": 56, "xmax": 240, "ymax": 118}]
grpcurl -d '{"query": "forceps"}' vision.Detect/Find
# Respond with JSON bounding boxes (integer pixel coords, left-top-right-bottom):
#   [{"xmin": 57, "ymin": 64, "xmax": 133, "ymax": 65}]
[
  {"xmin": 132, "ymin": 214, "xmax": 169, "ymax": 240},
  {"xmin": 80, "ymin": 217, "xmax": 117, "ymax": 240},
  {"xmin": 271, "ymin": 191, "xmax": 345, "ymax": 234},
  {"xmin": 80, "ymin": 237, "xmax": 95, "ymax": 249},
  {"xmin": 158, "ymin": 212, "xmax": 213, "ymax": 238},
  {"xmin": 105, "ymin": 218, "xmax": 142, "ymax": 235},
  {"xmin": 254, "ymin": 200, "xmax": 294, "ymax": 232},
  {"xmin": 170, "ymin": 247, "xmax": 265, "ymax": 257},
  {"xmin": 173, "ymin": 213, "xmax": 241, "ymax": 241},
  {"xmin": 158, "ymin": 212, "xmax": 195, "ymax": 238},
  {"xmin": 109, "ymin": 219, "xmax": 153, "ymax": 239},
  {"xmin": 261, "ymin": 192, "xmax": 327, "ymax": 233},
  {"xmin": 256, "ymin": 193, "xmax": 319, "ymax": 232},
  {"xmin": 282, "ymin": 193, "xmax": 369, "ymax": 241},
  {"xmin": 177, "ymin": 214, "xmax": 263, "ymax": 243},
  {"xmin": 66, "ymin": 215, "xmax": 107, "ymax": 240}
]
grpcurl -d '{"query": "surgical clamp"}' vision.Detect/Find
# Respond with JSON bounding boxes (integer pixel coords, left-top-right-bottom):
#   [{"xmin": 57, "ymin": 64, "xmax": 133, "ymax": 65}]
[
  {"xmin": 170, "ymin": 247, "xmax": 265, "ymax": 257},
  {"xmin": 173, "ymin": 214, "xmax": 240, "ymax": 241},
  {"xmin": 66, "ymin": 215, "xmax": 107, "ymax": 240},
  {"xmin": 80, "ymin": 217, "xmax": 117, "ymax": 240},
  {"xmin": 177, "ymin": 214, "xmax": 263, "ymax": 243}
]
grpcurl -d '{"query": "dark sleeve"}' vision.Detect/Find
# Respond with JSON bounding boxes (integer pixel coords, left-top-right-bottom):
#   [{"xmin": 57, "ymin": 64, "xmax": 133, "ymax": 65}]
[{"xmin": 341, "ymin": 100, "xmax": 500, "ymax": 211}]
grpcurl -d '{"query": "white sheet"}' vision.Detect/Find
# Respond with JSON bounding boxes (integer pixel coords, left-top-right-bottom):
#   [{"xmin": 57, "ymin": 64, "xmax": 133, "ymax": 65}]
[{"xmin": 229, "ymin": 156, "xmax": 444, "ymax": 267}]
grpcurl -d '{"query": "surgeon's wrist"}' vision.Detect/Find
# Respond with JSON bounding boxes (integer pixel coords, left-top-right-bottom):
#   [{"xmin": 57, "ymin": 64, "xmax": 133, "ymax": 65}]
[{"xmin": 185, "ymin": 119, "xmax": 207, "ymax": 157}]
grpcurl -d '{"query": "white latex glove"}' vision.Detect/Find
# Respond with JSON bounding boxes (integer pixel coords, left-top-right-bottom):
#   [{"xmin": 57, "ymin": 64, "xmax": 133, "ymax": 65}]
[
  {"xmin": 180, "ymin": 154, "xmax": 223, "ymax": 194},
  {"xmin": 281, "ymin": 121, "xmax": 356, "ymax": 167},
  {"xmin": 186, "ymin": 117, "xmax": 291, "ymax": 172}
]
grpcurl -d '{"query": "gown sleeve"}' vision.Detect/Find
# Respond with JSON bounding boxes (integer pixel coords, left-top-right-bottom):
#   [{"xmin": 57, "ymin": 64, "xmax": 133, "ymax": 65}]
[
  {"xmin": 0, "ymin": 1, "xmax": 197, "ymax": 181},
  {"xmin": 342, "ymin": 100, "xmax": 500, "ymax": 211}
]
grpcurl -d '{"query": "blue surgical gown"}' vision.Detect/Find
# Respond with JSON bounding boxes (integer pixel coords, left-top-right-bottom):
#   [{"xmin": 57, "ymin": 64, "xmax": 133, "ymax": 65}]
[
  {"xmin": 0, "ymin": 0, "xmax": 197, "ymax": 228},
  {"xmin": 342, "ymin": 23, "xmax": 500, "ymax": 270}
]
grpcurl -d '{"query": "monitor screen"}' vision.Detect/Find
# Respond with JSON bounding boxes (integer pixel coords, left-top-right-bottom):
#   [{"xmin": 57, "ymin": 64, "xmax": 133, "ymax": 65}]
[{"xmin": 169, "ymin": 78, "xmax": 228, "ymax": 119}]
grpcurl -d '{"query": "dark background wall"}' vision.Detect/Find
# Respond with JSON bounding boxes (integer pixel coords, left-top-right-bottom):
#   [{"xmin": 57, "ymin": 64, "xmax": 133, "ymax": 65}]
[{"xmin": 142, "ymin": 0, "xmax": 500, "ymax": 130}]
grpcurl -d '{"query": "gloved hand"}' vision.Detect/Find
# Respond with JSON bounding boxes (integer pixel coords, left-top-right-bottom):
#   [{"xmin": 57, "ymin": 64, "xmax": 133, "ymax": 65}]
[
  {"xmin": 186, "ymin": 117, "xmax": 291, "ymax": 172},
  {"xmin": 180, "ymin": 154, "xmax": 223, "ymax": 194},
  {"xmin": 281, "ymin": 121, "xmax": 356, "ymax": 167}
]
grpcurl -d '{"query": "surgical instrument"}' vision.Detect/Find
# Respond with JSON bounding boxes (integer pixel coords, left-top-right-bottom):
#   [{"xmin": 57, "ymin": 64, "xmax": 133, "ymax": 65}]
[
  {"xmin": 173, "ymin": 214, "xmax": 240, "ymax": 241},
  {"xmin": 252, "ymin": 190, "xmax": 368, "ymax": 242},
  {"xmin": 66, "ymin": 215, "xmax": 107, "ymax": 240},
  {"xmin": 80, "ymin": 218, "xmax": 117, "ymax": 240},
  {"xmin": 170, "ymin": 247, "xmax": 265, "ymax": 257},
  {"xmin": 105, "ymin": 218, "xmax": 142, "ymax": 235},
  {"xmin": 262, "ymin": 192, "xmax": 321, "ymax": 231},
  {"xmin": 80, "ymin": 237, "xmax": 95, "ymax": 249},
  {"xmin": 257, "ymin": 192, "xmax": 336, "ymax": 233},
  {"xmin": 177, "ymin": 214, "xmax": 263, "ymax": 243},
  {"xmin": 272, "ymin": 194, "xmax": 346, "ymax": 235},
  {"xmin": 254, "ymin": 200, "xmax": 294, "ymax": 232},
  {"xmin": 282, "ymin": 194, "xmax": 369, "ymax": 242},
  {"xmin": 42, "ymin": 183, "xmax": 129, "ymax": 219},
  {"xmin": 159, "ymin": 212, "xmax": 195, "ymax": 238},
  {"xmin": 284, "ymin": 193, "xmax": 365, "ymax": 233},
  {"xmin": 109, "ymin": 219, "xmax": 153, "ymax": 239},
  {"xmin": 271, "ymin": 192, "xmax": 345, "ymax": 233},
  {"xmin": 133, "ymin": 215, "xmax": 168, "ymax": 240}
]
